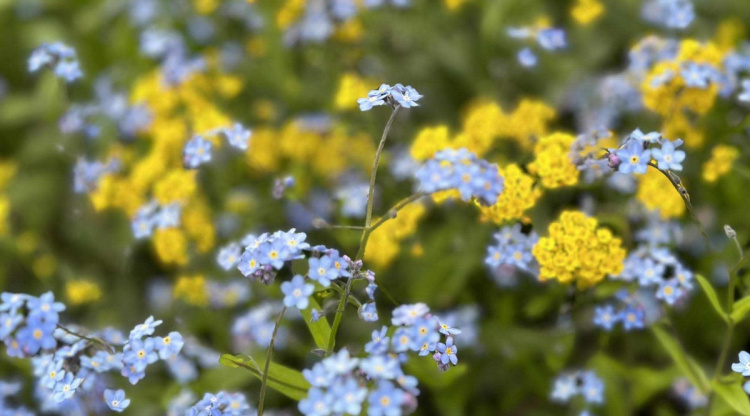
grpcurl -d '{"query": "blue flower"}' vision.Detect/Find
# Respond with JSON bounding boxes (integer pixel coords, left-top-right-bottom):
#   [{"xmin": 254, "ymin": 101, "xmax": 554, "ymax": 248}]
[
  {"xmin": 308, "ymin": 256, "xmax": 338, "ymax": 287},
  {"xmin": 261, "ymin": 238, "xmax": 291, "ymax": 270},
  {"xmin": 298, "ymin": 387, "xmax": 331, "ymax": 416},
  {"xmin": 620, "ymin": 306, "xmax": 645, "ymax": 331},
  {"xmin": 183, "ymin": 135, "xmax": 212, "ymax": 169},
  {"xmin": 739, "ymin": 79, "xmax": 750, "ymax": 103},
  {"xmin": 357, "ymin": 95, "xmax": 386, "ymax": 111},
  {"xmin": 593, "ymin": 305, "xmax": 619, "ymax": 331},
  {"xmin": 438, "ymin": 321, "xmax": 462, "ymax": 336},
  {"xmin": 651, "ymin": 139, "xmax": 685, "ymax": 171},
  {"xmin": 16, "ymin": 316, "xmax": 57, "ymax": 355},
  {"xmin": 731, "ymin": 351, "xmax": 750, "ymax": 376},
  {"xmin": 360, "ymin": 302, "xmax": 379, "ymax": 322},
  {"xmin": 303, "ymin": 362, "xmax": 334, "ymax": 388},
  {"xmin": 0, "ymin": 312, "xmax": 22, "ymax": 338},
  {"xmin": 217, "ymin": 243, "xmax": 242, "ymax": 271},
  {"xmin": 327, "ymin": 249, "xmax": 351, "ymax": 278},
  {"xmin": 54, "ymin": 60, "xmax": 83, "ymax": 82},
  {"xmin": 322, "ymin": 348, "xmax": 359, "ymax": 375},
  {"xmin": 281, "ymin": 275, "xmax": 315, "ymax": 310},
  {"xmin": 551, "ymin": 373, "xmax": 578, "ymax": 402},
  {"xmin": 124, "ymin": 337, "xmax": 159, "ymax": 372},
  {"xmin": 104, "ymin": 389, "xmax": 131, "ymax": 412},
  {"xmin": 638, "ymin": 258, "xmax": 665, "ymax": 286},
  {"xmin": 656, "ymin": 279, "xmax": 682, "ymax": 305},
  {"xmin": 681, "ymin": 63, "xmax": 712, "ymax": 89},
  {"xmin": 615, "ymin": 140, "xmax": 651, "ymax": 175},
  {"xmin": 27, "ymin": 292, "xmax": 65, "ymax": 323},
  {"xmin": 518, "ymin": 48, "xmax": 537, "ymax": 67},
  {"xmin": 155, "ymin": 331, "xmax": 184, "ymax": 359},
  {"xmin": 129, "ymin": 316, "xmax": 163, "ymax": 339},
  {"xmin": 0, "ymin": 293, "xmax": 30, "ymax": 313},
  {"xmin": 392, "ymin": 303, "xmax": 429, "ymax": 326},
  {"xmin": 238, "ymin": 249, "xmax": 262, "ymax": 277},
  {"xmin": 222, "ymin": 122, "xmax": 251, "ymax": 150},
  {"xmin": 391, "ymin": 84, "xmax": 423, "ymax": 108},
  {"xmin": 630, "ymin": 128, "xmax": 662, "ymax": 144},
  {"xmin": 537, "ymin": 28, "xmax": 566, "ymax": 51},
  {"xmin": 365, "ymin": 326, "xmax": 391, "ymax": 355},
  {"xmin": 52, "ymin": 372, "xmax": 84, "ymax": 402},
  {"xmin": 436, "ymin": 337, "xmax": 458, "ymax": 365},
  {"xmin": 581, "ymin": 371, "xmax": 605, "ymax": 404},
  {"xmin": 329, "ymin": 378, "xmax": 367, "ymax": 415},
  {"xmin": 391, "ymin": 327, "xmax": 413, "ymax": 353},
  {"xmin": 361, "ymin": 354, "xmax": 400, "ymax": 379},
  {"xmin": 368, "ymin": 381, "xmax": 405, "ymax": 416}
]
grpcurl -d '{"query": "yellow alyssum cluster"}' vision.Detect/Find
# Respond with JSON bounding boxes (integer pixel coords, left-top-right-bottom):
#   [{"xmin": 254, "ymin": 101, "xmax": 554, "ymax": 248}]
[
  {"xmin": 703, "ymin": 144, "xmax": 739, "ymax": 182},
  {"xmin": 335, "ymin": 73, "xmax": 375, "ymax": 111},
  {"xmin": 174, "ymin": 275, "xmax": 209, "ymax": 306},
  {"xmin": 532, "ymin": 211, "xmax": 626, "ymax": 289},
  {"xmin": 65, "ymin": 280, "xmax": 102, "ymax": 306},
  {"xmin": 571, "ymin": 0, "xmax": 604, "ymax": 25},
  {"xmin": 478, "ymin": 163, "xmax": 541, "ymax": 224},
  {"xmin": 408, "ymin": 99, "xmax": 556, "ymax": 161},
  {"xmin": 246, "ymin": 121, "xmax": 375, "ymax": 180},
  {"xmin": 365, "ymin": 202, "xmax": 427, "ymax": 268},
  {"xmin": 527, "ymin": 132, "xmax": 579, "ymax": 188},
  {"xmin": 636, "ymin": 169, "xmax": 685, "ymax": 219}
]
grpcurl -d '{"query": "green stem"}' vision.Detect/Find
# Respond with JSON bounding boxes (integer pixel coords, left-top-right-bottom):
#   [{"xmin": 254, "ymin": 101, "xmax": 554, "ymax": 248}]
[
  {"xmin": 326, "ymin": 278, "xmax": 352, "ymax": 354},
  {"xmin": 364, "ymin": 107, "xmax": 400, "ymax": 230},
  {"xmin": 258, "ymin": 306, "xmax": 286, "ymax": 416},
  {"xmin": 356, "ymin": 192, "xmax": 425, "ymax": 260},
  {"xmin": 56, "ymin": 324, "xmax": 115, "ymax": 353}
]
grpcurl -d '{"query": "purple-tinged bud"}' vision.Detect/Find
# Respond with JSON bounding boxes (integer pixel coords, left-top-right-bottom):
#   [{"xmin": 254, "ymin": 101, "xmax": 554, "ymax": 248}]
[{"xmin": 607, "ymin": 152, "xmax": 621, "ymax": 169}]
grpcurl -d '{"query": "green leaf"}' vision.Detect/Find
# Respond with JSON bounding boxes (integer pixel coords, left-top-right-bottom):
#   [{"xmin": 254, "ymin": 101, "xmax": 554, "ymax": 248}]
[
  {"xmin": 713, "ymin": 379, "xmax": 750, "ymax": 415},
  {"xmin": 299, "ymin": 297, "xmax": 331, "ymax": 351},
  {"xmin": 696, "ymin": 274, "xmax": 729, "ymax": 322},
  {"xmin": 651, "ymin": 325, "xmax": 709, "ymax": 392},
  {"xmin": 218, "ymin": 354, "xmax": 309, "ymax": 400},
  {"xmin": 732, "ymin": 296, "xmax": 750, "ymax": 323}
]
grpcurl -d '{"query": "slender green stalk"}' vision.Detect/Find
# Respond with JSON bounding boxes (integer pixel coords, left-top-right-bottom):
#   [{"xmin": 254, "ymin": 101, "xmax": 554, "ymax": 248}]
[
  {"xmin": 364, "ymin": 107, "xmax": 400, "ymax": 230},
  {"xmin": 258, "ymin": 306, "xmax": 287, "ymax": 416},
  {"xmin": 356, "ymin": 192, "xmax": 425, "ymax": 260},
  {"xmin": 56, "ymin": 324, "xmax": 115, "ymax": 353},
  {"xmin": 326, "ymin": 278, "xmax": 352, "ymax": 354}
]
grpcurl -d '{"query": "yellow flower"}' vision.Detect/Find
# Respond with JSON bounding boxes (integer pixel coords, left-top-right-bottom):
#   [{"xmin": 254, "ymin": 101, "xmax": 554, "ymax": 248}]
[
  {"xmin": 636, "ymin": 169, "xmax": 685, "ymax": 219},
  {"xmin": 365, "ymin": 203, "xmax": 427, "ymax": 267},
  {"xmin": 335, "ymin": 73, "xmax": 372, "ymax": 110},
  {"xmin": 478, "ymin": 164, "xmax": 542, "ymax": 224},
  {"xmin": 174, "ymin": 275, "xmax": 209, "ymax": 306},
  {"xmin": 527, "ymin": 132, "xmax": 579, "ymax": 188},
  {"xmin": 65, "ymin": 280, "xmax": 102, "ymax": 306},
  {"xmin": 154, "ymin": 170, "xmax": 198, "ymax": 204},
  {"xmin": 500, "ymin": 99, "xmax": 556, "ymax": 149},
  {"xmin": 571, "ymin": 0, "xmax": 604, "ymax": 25},
  {"xmin": 277, "ymin": 0, "xmax": 306, "ymax": 29},
  {"xmin": 33, "ymin": 254, "xmax": 57, "ymax": 279},
  {"xmin": 194, "ymin": 0, "xmax": 219, "ymax": 14},
  {"xmin": 182, "ymin": 200, "xmax": 216, "ymax": 253},
  {"xmin": 335, "ymin": 19, "xmax": 364, "ymax": 42},
  {"xmin": 703, "ymin": 144, "xmax": 739, "ymax": 182},
  {"xmin": 456, "ymin": 101, "xmax": 505, "ymax": 156},
  {"xmin": 532, "ymin": 211, "xmax": 625, "ymax": 288},
  {"xmin": 410, "ymin": 126, "xmax": 452, "ymax": 162},
  {"xmin": 0, "ymin": 195, "xmax": 9, "ymax": 237},
  {"xmin": 443, "ymin": 0, "xmax": 471, "ymax": 11},
  {"xmin": 153, "ymin": 228, "xmax": 189, "ymax": 266}
]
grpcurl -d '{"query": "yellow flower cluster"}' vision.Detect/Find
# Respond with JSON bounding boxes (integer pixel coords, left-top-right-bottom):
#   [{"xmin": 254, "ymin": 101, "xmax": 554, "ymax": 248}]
[
  {"xmin": 443, "ymin": 0, "xmax": 472, "ymax": 10},
  {"xmin": 277, "ymin": 0, "xmax": 307, "ymax": 29},
  {"xmin": 703, "ymin": 144, "xmax": 739, "ymax": 182},
  {"xmin": 246, "ymin": 121, "xmax": 375, "ymax": 180},
  {"xmin": 527, "ymin": 132, "xmax": 579, "ymax": 188},
  {"xmin": 571, "ymin": 0, "xmax": 604, "ymax": 25},
  {"xmin": 65, "ymin": 280, "xmax": 102, "ymax": 306},
  {"xmin": 335, "ymin": 73, "xmax": 374, "ymax": 111},
  {"xmin": 365, "ymin": 202, "xmax": 427, "ymax": 268},
  {"xmin": 642, "ymin": 40, "xmax": 724, "ymax": 148},
  {"xmin": 532, "ymin": 211, "xmax": 626, "ymax": 288},
  {"xmin": 478, "ymin": 163, "xmax": 541, "ymax": 224},
  {"xmin": 194, "ymin": 0, "xmax": 219, "ymax": 14},
  {"xmin": 408, "ymin": 99, "xmax": 556, "ymax": 161},
  {"xmin": 636, "ymin": 169, "xmax": 685, "ymax": 219},
  {"xmin": 0, "ymin": 160, "xmax": 16, "ymax": 237},
  {"xmin": 174, "ymin": 275, "xmax": 209, "ymax": 306}
]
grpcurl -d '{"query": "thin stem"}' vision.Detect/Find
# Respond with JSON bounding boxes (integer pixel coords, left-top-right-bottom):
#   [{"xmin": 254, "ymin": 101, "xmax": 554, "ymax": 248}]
[
  {"xmin": 647, "ymin": 163, "xmax": 710, "ymax": 248},
  {"xmin": 364, "ymin": 107, "xmax": 400, "ymax": 230},
  {"xmin": 356, "ymin": 193, "xmax": 425, "ymax": 261},
  {"xmin": 258, "ymin": 306, "xmax": 287, "ymax": 416},
  {"xmin": 326, "ymin": 278, "xmax": 353, "ymax": 353},
  {"xmin": 56, "ymin": 324, "xmax": 115, "ymax": 353}
]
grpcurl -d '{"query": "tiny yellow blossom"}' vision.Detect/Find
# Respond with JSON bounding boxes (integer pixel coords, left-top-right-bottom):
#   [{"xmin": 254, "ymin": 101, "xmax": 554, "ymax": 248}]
[
  {"xmin": 532, "ymin": 211, "xmax": 626, "ymax": 289},
  {"xmin": 571, "ymin": 0, "xmax": 604, "ymax": 25},
  {"xmin": 153, "ymin": 228, "xmax": 189, "ymax": 266},
  {"xmin": 478, "ymin": 164, "xmax": 542, "ymax": 224},
  {"xmin": 174, "ymin": 275, "xmax": 209, "ymax": 306},
  {"xmin": 65, "ymin": 280, "xmax": 102, "ymax": 306},
  {"xmin": 527, "ymin": 132, "xmax": 579, "ymax": 188},
  {"xmin": 636, "ymin": 169, "xmax": 686, "ymax": 219},
  {"xmin": 154, "ymin": 170, "xmax": 198, "ymax": 204},
  {"xmin": 703, "ymin": 145, "xmax": 739, "ymax": 182}
]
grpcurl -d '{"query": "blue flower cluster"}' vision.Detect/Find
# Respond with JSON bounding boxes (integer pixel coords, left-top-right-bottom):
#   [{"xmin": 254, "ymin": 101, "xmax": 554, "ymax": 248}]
[
  {"xmin": 592, "ymin": 288, "xmax": 666, "ymax": 332},
  {"xmin": 1, "ymin": 292, "xmax": 184, "ymax": 412},
  {"xmin": 139, "ymin": 28, "xmax": 206, "ymax": 86},
  {"xmin": 232, "ymin": 302, "xmax": 290, "ymax": 350},
  {"xmin": 131, "ymin": 200, "xmax": 183, "ymax": 239},
  {"xmin": 299, "ymin": 302, "xmax": 461, "ymax": 415},
  {"xmin": 73, "ymin": 157, "xmax": 121, "ymax": 194},
  {"xmin": 598, "ymin": 129, "xmax": 685, "ymax": 176},
  {"xmin": 358, "ymin": 83, "xmax": 423, "ymax": 111},
  {"xmin": 0, "ymin": 381, "xmax": 33, "ymax": 415},
  {"xmin": 613, "ymin": 219, "xmax": 694, "ymax": 306},
  {"xmin": 237, "ymin": 229, "xmax": 311, "ymax": 282},
  {"xmin": 183, "ymin": 123, "xmax": 252, "ymax": 169},
  {"xmin": 415, "ymin": 148, "xmax": 504, "ymax": 206},
  {"xmin": 28, "ymin": 42, "xmax": 83, "ymax": 82},
  {"xmin": 185, "ymin": 391, "xmax": 253, "ymax": 416},
  {"xmin": 672, "ymin": 378, "xmax": 707, "ymax": 410},
  {"xmin": 485, "ymin": 224, "xmax": 539, "ymax": 275},
  {"xmin": 551, "ymin": 370, "xmax": 605, "ymax": 406},
  {"xmin": 641, "ymin": 0, "xmax": 695, "ymax": 30},
  {"xmin": 507, "ymin": 25, "xmax": 566, "ymax": 68}
]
